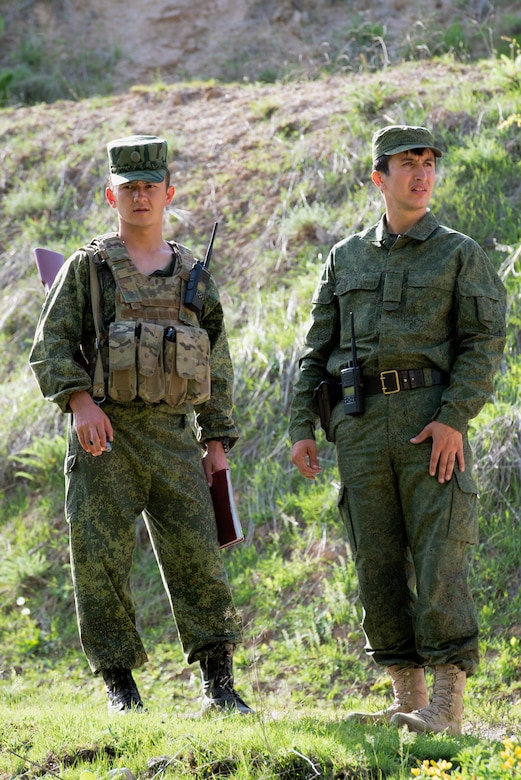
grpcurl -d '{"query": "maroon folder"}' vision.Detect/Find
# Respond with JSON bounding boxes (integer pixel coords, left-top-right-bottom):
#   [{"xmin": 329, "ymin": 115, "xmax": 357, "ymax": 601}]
[{"xmin": 210, "ymin": 469, "xmax": 244, "ymax": 549}]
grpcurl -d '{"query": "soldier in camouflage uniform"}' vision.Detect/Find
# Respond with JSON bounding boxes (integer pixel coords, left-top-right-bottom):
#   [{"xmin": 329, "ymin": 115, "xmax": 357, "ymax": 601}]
[
  {"xmin": 289, "ymin": 126, "xmax": 506, "ymax": 735},
  {"xmin": 30, "ymin": 135, "xmax": 253, "ymax": 716}
]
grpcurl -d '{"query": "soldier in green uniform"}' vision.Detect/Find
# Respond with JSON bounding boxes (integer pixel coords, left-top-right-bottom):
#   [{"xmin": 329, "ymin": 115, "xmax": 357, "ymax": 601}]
[
  {"xmin": 289, "ymin": 125, "xmax": 506, "ymax": 735},
  {"xmin": 30, "ymin": 135, "xmax": 253, "ymax": 716}
]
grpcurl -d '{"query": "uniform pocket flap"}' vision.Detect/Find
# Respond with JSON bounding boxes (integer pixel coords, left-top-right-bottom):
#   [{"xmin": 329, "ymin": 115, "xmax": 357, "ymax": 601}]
[
  {"xmin": 408, "ymin": 271, "xmax": 454, "ymax": 292},
  {"xmin": 457, "ymin": 280, "xmax": 501, "ymax": 301},
  {"xmin": 453, "ymin": 467, "xmax": 478, "ymax": 495},
  {"xmin": 335, "ymin": 272, "xmax": 381, "ymax": 296}
]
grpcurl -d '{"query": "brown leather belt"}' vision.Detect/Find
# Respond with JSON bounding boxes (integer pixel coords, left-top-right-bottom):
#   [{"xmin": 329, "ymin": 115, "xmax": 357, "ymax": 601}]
[{"xmin": 364, "ymin": 368, "xmax": 449, "ymax": 396}]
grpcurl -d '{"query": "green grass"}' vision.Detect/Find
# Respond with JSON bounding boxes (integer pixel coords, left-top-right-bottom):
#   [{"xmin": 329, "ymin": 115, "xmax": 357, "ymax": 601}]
[{"xmin": 0, "ymin": 680, "xmax": 519, "ymax": 778}]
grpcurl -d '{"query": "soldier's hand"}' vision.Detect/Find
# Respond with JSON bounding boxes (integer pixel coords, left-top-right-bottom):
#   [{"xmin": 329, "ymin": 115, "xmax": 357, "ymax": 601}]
[
  {"xmin": 410, "ymin": 420, "xmax": 464, "ymax": 483},
  {"xmin": 69, "ymin": 390, "xmax": 114, "ymax": 456},
  {"xmin": 291, "ymin": 439, "xmax": 321, "ymax": 480},
  {"xmin": 203, "ymin": 439, "xmax": 229, "ymax": 486}
]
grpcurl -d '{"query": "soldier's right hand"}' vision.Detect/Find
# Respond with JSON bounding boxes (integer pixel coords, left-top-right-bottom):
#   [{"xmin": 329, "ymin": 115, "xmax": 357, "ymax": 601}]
[
  {"xmin": 291, "ymin": 439, "xmax": 321, "ymax": 480},
  {"xmin": 69, "ymin": 390, "xmax": 114, "ymax": 456}
]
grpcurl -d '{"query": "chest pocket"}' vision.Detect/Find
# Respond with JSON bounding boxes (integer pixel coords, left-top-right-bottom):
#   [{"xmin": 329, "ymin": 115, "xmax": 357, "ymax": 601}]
[
  {"xmin": 406, "ymin": 271, "xmax": 455, "ymax": 329},
  {"xmin": 334, "ymin": 273, "xmax": 381, "ymax": 346}
]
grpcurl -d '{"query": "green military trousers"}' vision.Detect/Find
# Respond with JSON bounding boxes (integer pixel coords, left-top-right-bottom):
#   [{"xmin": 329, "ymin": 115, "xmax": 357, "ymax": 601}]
[
  {"xmin": 64, "ymin": 401, "xmax": 242, "ymax": 673},
  {"xmin": 330, "ymin": 385, "xmax": 479, "ymax": 675}
]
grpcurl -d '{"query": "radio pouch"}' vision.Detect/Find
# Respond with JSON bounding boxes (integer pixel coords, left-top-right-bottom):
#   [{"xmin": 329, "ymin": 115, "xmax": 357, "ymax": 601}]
[{"xmin": 313, "ymin": 378, "xmax": 341, "ymax": 442}]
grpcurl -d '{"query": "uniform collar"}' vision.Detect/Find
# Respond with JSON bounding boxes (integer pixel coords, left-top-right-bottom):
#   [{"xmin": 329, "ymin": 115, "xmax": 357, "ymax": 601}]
[{"xmin": 364, "ymin": 210, "xmax": 440, "ymax": 246}]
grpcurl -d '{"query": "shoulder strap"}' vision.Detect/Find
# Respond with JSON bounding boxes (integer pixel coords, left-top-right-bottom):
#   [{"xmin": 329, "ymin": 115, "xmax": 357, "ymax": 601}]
[
  {"xmin": 170, "ymin": 241, "xmax": 197, "ymax": 281},
  {"xmin": 85, "ymin": 244, "xmax": 107, "ymax": 402}
]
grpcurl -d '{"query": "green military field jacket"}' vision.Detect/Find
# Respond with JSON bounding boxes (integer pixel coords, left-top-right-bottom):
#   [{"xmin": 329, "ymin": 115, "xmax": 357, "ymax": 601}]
[{"xmin": 289, "ymin": 210, "xmax": 507, "ymax": 443}]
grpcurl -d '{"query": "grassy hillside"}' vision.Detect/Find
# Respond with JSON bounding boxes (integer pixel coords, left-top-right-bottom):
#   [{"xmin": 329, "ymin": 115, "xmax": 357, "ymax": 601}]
[{"xmin": 1, "ymin": 51, "xmax": 521, "ymax": 778}]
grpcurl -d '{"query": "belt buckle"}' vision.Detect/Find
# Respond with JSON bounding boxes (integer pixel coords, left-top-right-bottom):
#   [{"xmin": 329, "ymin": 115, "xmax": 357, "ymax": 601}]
[{"xmin": 380, "ymin": 369, "xmax": 400, "ymax": 395}]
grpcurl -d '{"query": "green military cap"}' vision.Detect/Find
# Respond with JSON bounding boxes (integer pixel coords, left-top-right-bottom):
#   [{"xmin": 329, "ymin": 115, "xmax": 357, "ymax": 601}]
[
  {"xmin": 372, "ymin": 125, "xmax": 442, "ymax": 163},
  {"xmin": 107, "ymin": 135, "xmax": 168, "ymax": 184}
]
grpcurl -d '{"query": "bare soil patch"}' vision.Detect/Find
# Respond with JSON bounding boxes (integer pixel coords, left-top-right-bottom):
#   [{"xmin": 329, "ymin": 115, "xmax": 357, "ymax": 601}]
[{"xmin": 2, "ymin": 0, "xmax": 516, "ymax": 91}]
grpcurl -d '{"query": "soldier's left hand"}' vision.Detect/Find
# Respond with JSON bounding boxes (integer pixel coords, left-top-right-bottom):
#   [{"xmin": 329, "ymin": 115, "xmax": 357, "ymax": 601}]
[
  {"xmin": 410, "ymin": 421, "xmax": 464, "ymax": 484},
  {"xmin": 291, "ymin": 439, "xmax": 321, "ymax": 480},
  {"xmin": 203, "ymin": 440, "xmax": 229, "ymax": 486}
]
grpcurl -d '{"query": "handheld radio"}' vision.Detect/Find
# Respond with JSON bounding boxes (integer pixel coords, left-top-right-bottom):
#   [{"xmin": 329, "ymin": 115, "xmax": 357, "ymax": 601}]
[
  {"xmin": 184, "ymin": 221, "xmax": 218, "ymax": 313},
  {"xmin": 340, "ymin": 311, "xmax": 365, "ymax": 415}
]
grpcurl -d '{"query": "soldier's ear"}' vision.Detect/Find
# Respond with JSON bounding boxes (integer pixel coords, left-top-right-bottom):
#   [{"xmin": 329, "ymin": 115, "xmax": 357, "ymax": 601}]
[
  {"xmin": 105, "ymin": 186, "xmax": 117, "ymax": 208},
  {"xmin": 166, "ymin": 185, "xmax": 175, "ymax": 205},
  {"xmin": 372, "ymin": 170, "xmax": 384, "ymax": 190}
]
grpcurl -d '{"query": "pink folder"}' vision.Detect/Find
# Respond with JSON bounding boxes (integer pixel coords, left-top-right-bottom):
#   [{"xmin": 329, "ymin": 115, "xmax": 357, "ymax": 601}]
[{"xmin": 33, "ymin": 247, "xmax": 65, "ymax": 293}]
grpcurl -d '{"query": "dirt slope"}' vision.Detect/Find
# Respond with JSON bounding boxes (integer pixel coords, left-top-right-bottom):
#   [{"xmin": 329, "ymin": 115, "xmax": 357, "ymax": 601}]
[{"xmin": 1, "ymin": 0, "xmax": 514, "ymax": 90}]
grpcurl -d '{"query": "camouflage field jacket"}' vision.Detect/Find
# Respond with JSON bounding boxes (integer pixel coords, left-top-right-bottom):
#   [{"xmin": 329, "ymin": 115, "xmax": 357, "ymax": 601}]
[{"xmin": 289, "ymin": 211, "xmax": 507, "ymax": 443}]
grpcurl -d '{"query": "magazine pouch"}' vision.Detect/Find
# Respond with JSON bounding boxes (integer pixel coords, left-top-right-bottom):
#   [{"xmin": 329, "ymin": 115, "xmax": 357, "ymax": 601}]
[
  {"xmin": 174, "ymin": 325, "xmax": 211, "ymax": 406},
  {"xmin": 138, "ymin": 322, "xmax": 165, "ymax": 404},
  {"xmin": 164, "ymin": 328, "xmax": 185, "ymax": 407},
  {"xmin": 108, "ymin": 320, "xmax": 137, "ymax": 402}
]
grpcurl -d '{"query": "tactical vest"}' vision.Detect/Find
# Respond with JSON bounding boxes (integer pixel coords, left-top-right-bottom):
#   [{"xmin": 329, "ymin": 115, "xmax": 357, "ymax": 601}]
[{"xmin": 87, "ymin": 233, "xmax": 211, "ymax": 408}]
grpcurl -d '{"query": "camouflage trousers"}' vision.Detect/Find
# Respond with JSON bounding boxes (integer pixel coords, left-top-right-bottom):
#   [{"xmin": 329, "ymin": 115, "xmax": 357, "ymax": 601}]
[
  {"xmin": 64, "ymin": 401, "xmax": 242, "ymax": 673},
  {"xmin": 330, "ymin": 386, "xmax": 479, "ymax": 675}
]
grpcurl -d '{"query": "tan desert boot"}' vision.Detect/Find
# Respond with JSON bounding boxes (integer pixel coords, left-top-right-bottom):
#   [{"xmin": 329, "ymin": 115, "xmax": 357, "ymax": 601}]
[
  {"xmin": 390, "ymin": 663, "xmax": 465, "ymax": 735},
  {"xmin": 346, "ymin": 665, "xmax": 428, "ymax": 725}
]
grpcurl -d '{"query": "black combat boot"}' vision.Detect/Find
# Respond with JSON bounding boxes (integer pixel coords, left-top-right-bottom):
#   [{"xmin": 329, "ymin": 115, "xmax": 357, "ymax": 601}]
[
  {"xmin": 200, "ymin": 642, "xmax": 254, "ymax": 715},
  {"xmin": 101, "ymin": 667, "xmax": 143, "ymax": 714}
]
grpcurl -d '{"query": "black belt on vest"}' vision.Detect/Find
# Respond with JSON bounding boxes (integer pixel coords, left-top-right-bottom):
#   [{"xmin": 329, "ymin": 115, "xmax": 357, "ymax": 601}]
[{"xmin": 363, "ymin": 368, "xmax": 449, "ymax": 396}]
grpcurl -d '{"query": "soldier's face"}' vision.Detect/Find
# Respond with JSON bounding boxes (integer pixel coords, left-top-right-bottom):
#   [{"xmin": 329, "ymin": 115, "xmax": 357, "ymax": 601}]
[
  {"xmin": 374, "ymin": 150, "xmax": 436, "ymax": 215},
  {"xmin": 105, "ymin": 179, "xmax": 175, "ymax": 227}
]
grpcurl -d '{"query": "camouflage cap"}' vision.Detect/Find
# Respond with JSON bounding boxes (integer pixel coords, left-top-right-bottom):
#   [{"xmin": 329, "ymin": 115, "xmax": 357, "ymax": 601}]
[
  {"xmin": 372, "ymin": 125, "xmax": 442, "ymax": 163},
  {"xmin": 107, "ymin": 135, "xmax": 168, "ymax": 184}
]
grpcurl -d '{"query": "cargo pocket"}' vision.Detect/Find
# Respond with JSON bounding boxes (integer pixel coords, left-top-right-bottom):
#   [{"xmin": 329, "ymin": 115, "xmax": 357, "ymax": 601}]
[
  {"xmin": 108, "ymin": 320, "xmax": 137, "ymax": 402},
  {"xmin": 138, "ymin": 322, "xmax": 165, "ymax": 404},
  {"xmin": 448, "ymin": 468, "xmax": 479, "ymax": 544},
  {"xmin": 175, "ymin": 325, "xmax": 211, "ymax": 405}
]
